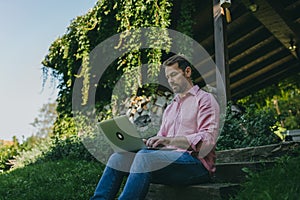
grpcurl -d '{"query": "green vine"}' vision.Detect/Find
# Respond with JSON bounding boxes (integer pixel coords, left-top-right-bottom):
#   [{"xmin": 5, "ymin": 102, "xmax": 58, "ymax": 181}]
[
  {"xmin": 175, "ymin": 0, "xmax": 196, "ymax": 57},
  {"xmin": 42, "ymin": 1, "xmax": 119, "ymax": 114},
  {"xmin": 41, "ymin": 0, "xmax": 202, "ymax": 135},
  {"xmin": 115, "ymin": 0, "xmax": 172, "ymax": 96}
]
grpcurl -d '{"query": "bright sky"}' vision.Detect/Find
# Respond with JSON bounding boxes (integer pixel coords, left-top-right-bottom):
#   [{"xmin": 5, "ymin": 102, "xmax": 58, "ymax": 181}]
[{"xmin": 0, "ymin": 0, "xmax": 98, "ymax": 141}]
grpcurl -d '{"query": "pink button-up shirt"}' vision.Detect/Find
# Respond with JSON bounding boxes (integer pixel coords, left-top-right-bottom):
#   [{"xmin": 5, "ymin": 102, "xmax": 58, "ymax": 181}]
[{"xmin": 157, "ymin": 85, "xmax": 220, "ymax": 173}]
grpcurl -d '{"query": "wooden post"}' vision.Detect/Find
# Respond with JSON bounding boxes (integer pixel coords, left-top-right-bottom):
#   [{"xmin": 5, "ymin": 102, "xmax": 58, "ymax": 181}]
[{"xmin": 213, "ymin": 0, "xmax": 231, "ymax": 102}]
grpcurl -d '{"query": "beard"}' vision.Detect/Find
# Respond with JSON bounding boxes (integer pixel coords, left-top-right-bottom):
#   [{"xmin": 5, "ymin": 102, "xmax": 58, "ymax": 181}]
[{"xmin": 171, "ymin": 84, "xmax": 185, "ymax": 94}]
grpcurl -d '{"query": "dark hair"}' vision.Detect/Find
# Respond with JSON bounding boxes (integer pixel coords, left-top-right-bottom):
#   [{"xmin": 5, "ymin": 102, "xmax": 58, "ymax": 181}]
[
  {"xmin": 162, "ymin": 54, "xmax": 192, "ymax": 72},
  {"xmin": 162, "ymin": 54, "xmax": 203, "ymax": 85}
]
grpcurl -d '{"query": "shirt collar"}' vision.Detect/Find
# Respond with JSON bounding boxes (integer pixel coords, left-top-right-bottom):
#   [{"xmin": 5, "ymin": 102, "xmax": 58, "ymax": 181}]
[{"xmin": 173, "ymin": 85, "xmax": 199, "ymax": 102}]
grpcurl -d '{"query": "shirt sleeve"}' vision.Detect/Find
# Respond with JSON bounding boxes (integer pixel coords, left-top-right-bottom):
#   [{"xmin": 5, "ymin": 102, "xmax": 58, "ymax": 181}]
[{"xmin": 185, "ymin": 93, "xmax": 220, "ymax": 157}]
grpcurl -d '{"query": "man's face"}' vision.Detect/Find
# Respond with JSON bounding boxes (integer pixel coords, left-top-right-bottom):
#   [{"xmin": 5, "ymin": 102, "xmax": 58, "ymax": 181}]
[{"xmin": 165, "ymin": 63, "xmax": 191, "ymax": 94}]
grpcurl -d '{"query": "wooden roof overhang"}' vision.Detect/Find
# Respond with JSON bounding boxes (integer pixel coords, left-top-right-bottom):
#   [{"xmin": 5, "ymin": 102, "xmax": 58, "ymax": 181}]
[{"xmin": 171, "ymin": 0, "xmax": 300, "ymax": 100}]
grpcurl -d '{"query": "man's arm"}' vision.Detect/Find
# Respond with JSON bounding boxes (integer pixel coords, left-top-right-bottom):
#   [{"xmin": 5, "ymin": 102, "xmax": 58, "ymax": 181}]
[{"xmin": 145, "ymin": 135, "xmax": 196, "ymax": 150}]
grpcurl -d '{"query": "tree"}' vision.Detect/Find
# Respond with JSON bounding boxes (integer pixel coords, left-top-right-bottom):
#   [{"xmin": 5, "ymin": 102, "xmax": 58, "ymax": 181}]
[
  {"xmin": 30, "ymin": 102, "xmax": 57, "ymax": 138},
  {"xmin": 0, "ymin": 136, "xmax": 20, "ymax": 171}
]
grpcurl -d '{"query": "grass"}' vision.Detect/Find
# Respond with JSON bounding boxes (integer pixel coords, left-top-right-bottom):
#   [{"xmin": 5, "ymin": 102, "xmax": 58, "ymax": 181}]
[
  {"xmin": 0, "ymin": 159, "xmax": 104, "ymax": 200},
  {"xmin": 1, "ymin": 144, "xmax": 299, "ymax": 200},
  {"xmin": 233, "ymin": 155, "xmax": 300, "ymax": 200}
]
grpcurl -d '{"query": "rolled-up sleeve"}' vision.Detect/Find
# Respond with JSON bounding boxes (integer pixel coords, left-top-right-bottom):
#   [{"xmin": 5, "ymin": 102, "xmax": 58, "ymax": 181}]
[{"xmin": 185, "ymin": 93, "xmax": 220, "ymax": 157}]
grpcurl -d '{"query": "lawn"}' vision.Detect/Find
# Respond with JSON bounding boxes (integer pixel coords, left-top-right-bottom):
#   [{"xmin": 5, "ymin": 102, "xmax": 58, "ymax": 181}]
[
  {"xmin": 1, "ymin": 149, "xmax": 299, "ymax": 200},
  {"xmin": 0, "ymin": 159, "xmax": 103, "ymax": 200}
]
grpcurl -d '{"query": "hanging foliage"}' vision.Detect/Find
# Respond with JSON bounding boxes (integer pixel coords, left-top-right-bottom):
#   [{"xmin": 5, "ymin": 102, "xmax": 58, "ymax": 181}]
[
  {"xmin": 175, "ymin": 0, "xmax": 196, "ymax": 57},
  {"xmin": 115, "ymin": 0, "xmax": 172, "ymax": 95},
  {"xmin": 42, "ymin": 0, "xmax": 191, "ymax": 135}
]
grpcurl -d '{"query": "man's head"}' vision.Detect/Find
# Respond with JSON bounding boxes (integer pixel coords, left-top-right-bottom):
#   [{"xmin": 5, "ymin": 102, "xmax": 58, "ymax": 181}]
[
  {"xmin": 163, "ymin": 54, "xmax": 194, "ymax": 73},
  {"xmin": 162, "ymin": 54, "xmax": 194, "ymax": 95}
]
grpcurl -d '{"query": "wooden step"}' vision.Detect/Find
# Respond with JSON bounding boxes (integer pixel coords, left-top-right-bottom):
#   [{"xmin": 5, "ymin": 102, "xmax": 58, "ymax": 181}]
[
  {"xmin": 216, "ymin": 141, "xmax": 300, "ymax": 163},
  {"xmin": 146, "ymin": 183, "xmax": 240, "ymax": 200},
  {"xmin": 214, "ymin": 160, "xmax": 275, "ymax": 183},
  {"xmin": 144, "ymin": 142, "xmax": 300, "ymax": 200}
]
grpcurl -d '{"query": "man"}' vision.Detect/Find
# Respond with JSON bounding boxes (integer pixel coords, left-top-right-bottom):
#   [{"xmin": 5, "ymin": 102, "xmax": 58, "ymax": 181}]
[{"xmin": 91, "ymin": 54, "xmax": 220, "ymax": 200}]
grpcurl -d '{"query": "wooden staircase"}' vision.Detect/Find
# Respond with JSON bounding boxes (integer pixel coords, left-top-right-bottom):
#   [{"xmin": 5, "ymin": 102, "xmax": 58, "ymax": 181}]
[
  {"xmin": 145, "ymin": 141, "xmax": 300, "ymax": 200},
  {"xmin": 146, "ymin": 183, "xmax": 240, "ymax": 200}
]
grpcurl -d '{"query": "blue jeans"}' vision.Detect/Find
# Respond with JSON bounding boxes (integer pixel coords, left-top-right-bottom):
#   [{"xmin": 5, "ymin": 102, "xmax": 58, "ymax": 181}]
[{"xmin": 90, "ymin": 149, "xmax": 210, "ymax": 200}]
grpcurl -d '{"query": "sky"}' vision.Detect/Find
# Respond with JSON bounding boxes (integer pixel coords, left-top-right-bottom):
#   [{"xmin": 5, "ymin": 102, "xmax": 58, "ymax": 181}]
[{"xmin": 0, "ymin": 0, "xmax": 98, "ymax": 141}]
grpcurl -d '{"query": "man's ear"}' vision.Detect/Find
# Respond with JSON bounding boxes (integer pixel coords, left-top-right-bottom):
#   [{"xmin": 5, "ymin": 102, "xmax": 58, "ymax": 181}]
[{"xmin": 185, "ymin": 67, "xmax": 192, "ymax": 78}]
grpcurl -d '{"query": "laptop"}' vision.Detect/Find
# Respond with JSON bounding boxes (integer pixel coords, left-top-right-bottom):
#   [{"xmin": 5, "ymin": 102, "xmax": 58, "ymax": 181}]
[{"xmin": 98, "ymin": 115, "xmax": 175, "ymax": 152}]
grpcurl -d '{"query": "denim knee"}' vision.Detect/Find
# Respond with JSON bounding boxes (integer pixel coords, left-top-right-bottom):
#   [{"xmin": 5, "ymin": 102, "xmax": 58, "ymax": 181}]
[
  {"xmin": 107, "ymin": 152, "xmax": 135, "ymax": 172},
  {"xmin": 130, "ymin": 149, "xmax": 165, "ymax": 173}
]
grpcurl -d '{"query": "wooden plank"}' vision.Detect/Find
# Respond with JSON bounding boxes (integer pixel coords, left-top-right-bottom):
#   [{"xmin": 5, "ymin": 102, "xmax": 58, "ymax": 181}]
[
  {"xmin": 146, "ymin": 183, "xmax": 240, "ymax": 200},
  {"xmin": 213, "ymin": 0, "xmax": 231, "ymax": 101}
]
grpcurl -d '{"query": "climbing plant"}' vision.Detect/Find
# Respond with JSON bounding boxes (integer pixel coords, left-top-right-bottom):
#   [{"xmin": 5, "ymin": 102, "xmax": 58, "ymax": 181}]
[
  {"xmin": 175, "ymin": 0, "xmax": 196, "ymax": 57},
  {"xmin": 41, "ymin": 0, "xmax": 201, "ymax": 135},
  {"xmin": 42, "ymin": 1, "xmax": 119, "ymax": 135},
  {"xmin": 115, "ymin": 0, "xmax": 172, "ymax": 94}
]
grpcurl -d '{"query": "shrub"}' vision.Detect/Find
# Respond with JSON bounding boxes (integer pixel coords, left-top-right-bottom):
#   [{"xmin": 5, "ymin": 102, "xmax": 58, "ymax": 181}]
[
  {"xmin": 217, "ymin": 103, "xmax": 280, "ymax": 150},
  {"xmin": 0, "ymin": 144, "xmax": 18, "ymax": 171},
  {"xmin": 233, "ymin": 155, "xmax": 300, "ymax": 200},
  {"xmin": 42, "ymin": 134, "xmax": 96, "ymax": 162},
  {"xmin": 1, "ymin": 136, "xmax": 43, "ymax": 172},
  {"xmin": 10, "ymin": 138, "xmax": 52, "ymax": 170}
]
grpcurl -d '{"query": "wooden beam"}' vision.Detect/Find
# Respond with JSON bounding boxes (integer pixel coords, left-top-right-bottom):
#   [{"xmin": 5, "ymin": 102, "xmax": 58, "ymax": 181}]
[
  {"xmin": 270, "ymin": 1, "xmax": 300, "ymax": 43},
  {"xmin": 213, "ymin": 0, "xmax": 231, "ymax": 101},
  {"xmin": 232, "ymin": 62, "xmax": 300, "ymax": 99},
  {"xmin": 230, "ymin": 46, "xmax": 285, "ymax": 78},
  {"xmin": 231, "ymin": 55, "xmax": 294, "ymax": 90},
  {"xmin": 228, "ymin": 26, "xmax": 264, "ymax": 49},
  {"xmin": 229, "ymin": 36, "xmax": 275, "ymax": 64},
  {"xmin": 241, "ymin": 0, "xmax": 298, "ymax": 58}
]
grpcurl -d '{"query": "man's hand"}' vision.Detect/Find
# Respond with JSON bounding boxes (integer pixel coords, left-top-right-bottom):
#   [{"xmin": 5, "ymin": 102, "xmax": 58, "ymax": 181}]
[
  {"xmin": 145, "ymin": 136, "xmax": 171, "ymax": 148},
  {"xmin": 145, "ymin": 136, "xmax": 191, "ymax": 149}
]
